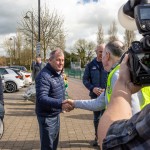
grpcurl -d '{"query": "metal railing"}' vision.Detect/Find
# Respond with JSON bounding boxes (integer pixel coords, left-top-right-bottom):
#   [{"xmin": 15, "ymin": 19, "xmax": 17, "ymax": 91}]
[{"xmin": 64, "ymin": 68, "xmax": 85, "ymax": 80}]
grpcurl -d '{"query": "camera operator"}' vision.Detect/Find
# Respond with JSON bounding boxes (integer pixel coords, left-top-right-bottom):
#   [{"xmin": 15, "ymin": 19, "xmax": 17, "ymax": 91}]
[{"xmin": 98, "ymin": 54, "xmax": 150, "ymax": 149}]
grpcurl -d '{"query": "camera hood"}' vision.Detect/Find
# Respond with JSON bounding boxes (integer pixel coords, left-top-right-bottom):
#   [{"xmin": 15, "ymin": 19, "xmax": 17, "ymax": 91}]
[{"xmin": 118, "ymin": 4, "xmax": 137, "ymax": 31}]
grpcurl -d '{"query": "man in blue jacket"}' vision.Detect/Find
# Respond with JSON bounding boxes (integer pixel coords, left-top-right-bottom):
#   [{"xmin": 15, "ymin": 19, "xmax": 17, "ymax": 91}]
[
  {"xmin": 35, "ymin": 48, "xmax": 73, "ymax": 150},
  {"xmin": 82, "ymin": 44, "xmax": 107, "ymax": 146}
]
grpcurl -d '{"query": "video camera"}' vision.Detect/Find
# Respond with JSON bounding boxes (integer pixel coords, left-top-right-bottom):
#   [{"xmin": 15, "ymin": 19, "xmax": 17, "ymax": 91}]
[{"xmin": 122, "ymin": 0, "xmax": 150, "ymax": 85}]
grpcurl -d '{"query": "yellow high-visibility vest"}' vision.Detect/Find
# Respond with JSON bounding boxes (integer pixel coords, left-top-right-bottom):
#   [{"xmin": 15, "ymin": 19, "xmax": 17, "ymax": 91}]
[
  {"xmin": 106, "ymin": 65, "xmax": 150, "ymax": 110},
  {"xmin": 140, "ymin": 87, "xmax": 150, "ymax": 109},
  {"xmin": 106, "ymin": 65, "xmax": 120, "ymax": 104}
]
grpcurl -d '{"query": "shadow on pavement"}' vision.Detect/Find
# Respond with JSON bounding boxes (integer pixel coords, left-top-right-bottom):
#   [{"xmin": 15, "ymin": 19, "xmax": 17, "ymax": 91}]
[
  {"xmin": 4, "ymin": 97, "xmax": 25, "ymax": 100},
  {"xmin": 4, "ymin": 102, "xmax": 34, "ymax": 105},
  {"xmin": 0, "ymin": 140, "xmax": 99, "ymax": 149},
  {"xmin": 65, "ymin": 114, "xmax": 93, "ymax": 120},
  {"xmin": 5, "ymin": 111, "xmax": 35, "ymax": 116},
  {"xmin": 59, "ymin": 140, "xmax": 99, "ymax": 149},
  {"xmin": 0, "ymin": 140, "xmax": 40, "ymax": 149}
]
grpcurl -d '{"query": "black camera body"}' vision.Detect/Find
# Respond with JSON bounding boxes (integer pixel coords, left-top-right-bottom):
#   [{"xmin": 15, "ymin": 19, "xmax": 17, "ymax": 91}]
[
  {"xmin": 127, "ymin": 2, "xmax": 150, "ymax": 85},
  {"xmin": 128, "ymin": 41, "xmax": 150, "ymax": 85},
  {"xmin": 134, "ymin": 4, "xmax": 150, "ymax": 34}
]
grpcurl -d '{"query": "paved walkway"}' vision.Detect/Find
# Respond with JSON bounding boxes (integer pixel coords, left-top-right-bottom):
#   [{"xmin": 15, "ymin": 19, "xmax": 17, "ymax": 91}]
[{"xmin": 1, "ymin": 78, "xmax": 99, "ymax": 150}]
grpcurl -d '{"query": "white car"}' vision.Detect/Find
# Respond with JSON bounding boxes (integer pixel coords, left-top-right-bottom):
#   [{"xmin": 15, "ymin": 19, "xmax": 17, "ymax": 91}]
[
  {"xmin": 0, "ymin": 68, "xmax": 25, "ymax": 93},
  {"xmin": 20, "ymin": 70, "xmax": 32, "ymax": 86},
  {"xmin": 10, "ymin": 68, "xmax": 32, "ymax": 87}
]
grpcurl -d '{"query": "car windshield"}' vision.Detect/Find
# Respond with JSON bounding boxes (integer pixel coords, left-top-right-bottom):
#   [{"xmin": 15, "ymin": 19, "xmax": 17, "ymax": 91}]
[
  {"xmin": 6, "ymin": 69, "xmax": 17, "ymax": 75},
  {"xmin": 9, "ymin": 66, "xmax": 27, "ymax": 71}
]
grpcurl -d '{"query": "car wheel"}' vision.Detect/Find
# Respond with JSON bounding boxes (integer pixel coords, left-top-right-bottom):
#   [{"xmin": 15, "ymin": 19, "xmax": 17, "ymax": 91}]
[{"xmin": 5, "ymin": 81, "xmax": 17, "ymax": 93}]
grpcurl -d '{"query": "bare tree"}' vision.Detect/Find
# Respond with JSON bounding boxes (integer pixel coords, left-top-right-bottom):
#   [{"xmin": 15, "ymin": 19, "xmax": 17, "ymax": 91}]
[
  {"xmin": 72, "ymin": 39, "xmax": 96, "ymax": 67},
  {"xmin": 18, "ymin": 7, "xmax": 65, "ymax": 61},
  {"xmin": 97, "ymin": 24, "xmax": 105, "ymax": 45},
  {"xmin": 108, "ymin": 20, "xmax": 118, "ymax": 42},
  {"xmin": 3, "ymin": 39, "xmax": 13, "ymax": 65},
  {"xmin": 124, "ymin": 29, "xmax": 136, "ymax": 50},
  {"xmin": 0, "ymin": 57, "xmax": 6, "ymax": 66},
  {"xmin": 2, "ymin": 31, "xmax": 32, "ymax": 67},
  {"xmin": 15, "ymin": 31, "xmax": 25, "ymax": 65}
]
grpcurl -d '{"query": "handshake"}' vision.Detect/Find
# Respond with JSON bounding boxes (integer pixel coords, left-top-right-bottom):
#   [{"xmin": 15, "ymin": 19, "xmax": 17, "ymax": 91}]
[{"xmin": 62, "ymin": 99, "xmax": 75, "ymax": 112}]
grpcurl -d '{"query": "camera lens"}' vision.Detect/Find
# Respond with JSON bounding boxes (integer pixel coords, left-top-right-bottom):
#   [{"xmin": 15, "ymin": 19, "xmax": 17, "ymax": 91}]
[{"xmin": 143, "ymin": 35, "xmax": 150, "ymax": 49}]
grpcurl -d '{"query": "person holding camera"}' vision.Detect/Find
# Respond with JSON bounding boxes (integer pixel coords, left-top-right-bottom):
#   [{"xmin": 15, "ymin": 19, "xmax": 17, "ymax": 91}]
[{"xmin": 98, "ymin": 54, "xmax": 150, "ymax": 149}]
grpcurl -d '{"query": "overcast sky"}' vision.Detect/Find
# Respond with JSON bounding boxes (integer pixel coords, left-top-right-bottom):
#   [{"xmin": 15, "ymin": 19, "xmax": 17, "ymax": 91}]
[{"xmin": 0, "ymin": 0, "xmax": 135, "ymax": 56}]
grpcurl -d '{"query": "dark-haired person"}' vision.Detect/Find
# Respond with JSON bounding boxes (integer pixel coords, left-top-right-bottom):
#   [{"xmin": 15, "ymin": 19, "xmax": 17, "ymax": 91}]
[{"xmin": 32, "ymin": 55, "xmax": 46, "ymax": 81}]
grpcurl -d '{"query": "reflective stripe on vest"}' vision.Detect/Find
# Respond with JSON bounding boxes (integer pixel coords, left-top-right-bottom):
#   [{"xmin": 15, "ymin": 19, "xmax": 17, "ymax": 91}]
[
  {"xmin": 141, "ymin": 87, "xmax": 150, "ymax": 109},
  {"xmin": 106, "ymin": 65, "xmax": 120, "ymax": 104}
]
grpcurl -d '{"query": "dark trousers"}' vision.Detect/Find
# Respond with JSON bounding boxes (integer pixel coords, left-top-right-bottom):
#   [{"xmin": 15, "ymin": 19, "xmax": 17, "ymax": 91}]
[
  {"xmin": 93, "ymin": 109, "xmax": 105, "ymax": 139},
  {"xmin": 0, "ymin": 104, "xmax": 4, "ymax": 121},
  {"xmin": 37, "ymin": 115, "xmax": 60, "ymax": 150}
]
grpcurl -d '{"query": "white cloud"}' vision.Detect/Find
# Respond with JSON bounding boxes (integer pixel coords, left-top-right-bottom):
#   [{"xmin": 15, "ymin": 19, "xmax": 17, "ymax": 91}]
[{"xmin": 0, "ymin": 0, "xmax": 142, "ymax": 56}]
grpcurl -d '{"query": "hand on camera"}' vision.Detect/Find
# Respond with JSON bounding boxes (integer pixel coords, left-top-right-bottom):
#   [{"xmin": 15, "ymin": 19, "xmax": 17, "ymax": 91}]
[{"xmin": 119, "ymin": 54, "xmax": 142, "ymax": 94}]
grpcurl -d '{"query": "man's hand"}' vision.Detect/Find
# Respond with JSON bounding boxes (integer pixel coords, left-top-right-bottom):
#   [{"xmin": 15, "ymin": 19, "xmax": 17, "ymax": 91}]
[
  {"xmin": 119, "ymin": 54, "xmax": 141, "ymax": 94},
  {"xmin": 62, "ymin": 99, "xmax": 75, "ymax": 112},
  {"xmin": 93, "ymin": 87, "xmax": 105, "ymax": 96}
]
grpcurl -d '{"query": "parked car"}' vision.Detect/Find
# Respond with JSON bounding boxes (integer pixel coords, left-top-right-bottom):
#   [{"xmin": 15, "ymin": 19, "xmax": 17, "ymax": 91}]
[
  {"xmin": 20, "ymin": 70, "xmax": 32, "ymax": 86},
  {"xmin": 0, "ymin": 68, "xmax": 25, "ymax": 93},
  {"xmin": 10, "ymin": 68, "xmax": 32, "ymax": 86},
  {"xmin": 9, "ymin": 66, "xmax": 27, "ymax": 72}
]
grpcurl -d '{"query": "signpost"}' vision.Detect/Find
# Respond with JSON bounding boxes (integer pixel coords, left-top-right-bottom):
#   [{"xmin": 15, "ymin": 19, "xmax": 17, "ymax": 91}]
[{"xmin": 36, "ymin": 42, "xmax": 41, "ymax": 56}]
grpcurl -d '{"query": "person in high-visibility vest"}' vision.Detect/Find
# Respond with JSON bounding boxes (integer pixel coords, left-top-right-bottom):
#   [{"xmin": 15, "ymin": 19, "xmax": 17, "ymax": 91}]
[
  {"xmin": 98, "ymin": 54, "xmax": 150, "ymax": 150},
  {"xmin": 105, "ymin": 64, "xmax": 150, "ymax": 109},
  {"xmin": 63, "ymin": 40, "xmax": 149, "ymax": 115}
]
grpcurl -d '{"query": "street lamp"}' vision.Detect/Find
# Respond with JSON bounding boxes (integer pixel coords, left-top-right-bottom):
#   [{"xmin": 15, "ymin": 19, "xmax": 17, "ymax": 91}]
[
  {"xmin": 9, "ymin": 36, "xmax": 16, "ymax": 65},
  {"xmin": 36, "ymin": 0, "xmax": 41, "ymax": 56},
  {"xmin": 24, "ymin": 11, "xmax": 34, "ymax": 61}
]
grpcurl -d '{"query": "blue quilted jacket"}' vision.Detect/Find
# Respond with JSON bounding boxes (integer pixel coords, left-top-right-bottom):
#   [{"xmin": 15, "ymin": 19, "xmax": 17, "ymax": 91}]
[
  {"xmin": 83, "ymin": 58, "xmax": 107, "ymax": 98},
  {"xmin": 35, "ymin": 63, "xmax": 65, "ymax": 117}
]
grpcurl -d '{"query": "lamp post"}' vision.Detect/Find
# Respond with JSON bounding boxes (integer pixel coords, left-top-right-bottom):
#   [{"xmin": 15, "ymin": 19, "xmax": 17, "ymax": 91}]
[
  {"xmin": 36, "ymin": 0, "xmax": 41, "ymax": 56},
  {"xmin": 9, "ymin": 36, "xmax": 16, "ymax": 65},
  {"xmin": 24, "ymin": 11, "xmax": 34, "ymax": 61}
]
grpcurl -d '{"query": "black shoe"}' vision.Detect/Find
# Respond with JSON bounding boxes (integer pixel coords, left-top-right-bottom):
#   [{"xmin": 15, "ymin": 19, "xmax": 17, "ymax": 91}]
[{"xmin": 92, "ymin": 140, "xmax": 98, "ymax": 147}]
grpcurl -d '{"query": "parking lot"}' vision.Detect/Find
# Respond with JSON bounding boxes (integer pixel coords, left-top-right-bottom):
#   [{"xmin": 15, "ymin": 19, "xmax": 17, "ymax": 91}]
[{"xmin": 1, "ymin": 78, "xmax": 99, "ymax": 150}]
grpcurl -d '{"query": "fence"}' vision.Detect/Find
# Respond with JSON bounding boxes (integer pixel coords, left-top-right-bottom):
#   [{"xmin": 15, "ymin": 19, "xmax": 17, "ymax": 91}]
[{"xmin": 64, "ymin": 68, "xmax": 85, "ymax": 80}]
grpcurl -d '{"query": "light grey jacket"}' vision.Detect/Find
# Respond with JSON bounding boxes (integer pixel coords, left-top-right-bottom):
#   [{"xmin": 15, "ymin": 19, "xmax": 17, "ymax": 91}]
[{"xmin": 75, "ymin": 69, "xmax": 142, "ymax": 115}]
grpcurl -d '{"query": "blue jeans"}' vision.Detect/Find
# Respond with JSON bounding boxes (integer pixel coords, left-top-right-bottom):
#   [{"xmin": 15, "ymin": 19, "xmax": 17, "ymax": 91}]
[
  {"xmin": 37, "ymin": 115, "xmax": 60, "ymax": 150},
  {"xmin": 93, "ymin": 109, "xmax": 105, "ymax": 139}
]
